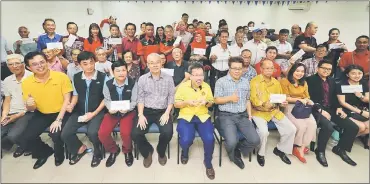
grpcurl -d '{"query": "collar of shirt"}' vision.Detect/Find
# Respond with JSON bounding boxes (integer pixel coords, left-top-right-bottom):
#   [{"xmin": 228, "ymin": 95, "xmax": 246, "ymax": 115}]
[
  {"xmin": 10, "ymin": 70, "xmax": 32, "ymax": 83},
  {"xmin": 354, "ymin": 50, "xmax": 369, "ymax": 56},
  {"xmin": 125, "ymin": 37, "xmax": 138, "ymax": 42},
  {"xmin": 31, "ymin": 70, "xmax": 53, "ymax": 83},
  {"xmin": 113, "ymin": 78, "xmax": 128, "ymax": 87},
  {"xmin": 303, "ymin": 32, "xmax": 313, "ymax": 38},
  {"xmin": 149, "ymin": 72, "xmax": 164, "ymax": 79},
  {"xmin": 145, "ymin": 35, "xmax": 155, "ymax": 42},
  {"xmin": 226, "ymin": 73, "xmax": 244, "ymax": 83},
  {"xmin": 252, "ymin": 39, "xmax": 261, "ymax": 44},
  {"xmin": 82, "ymin": 70, "xmax": 98, "ymax": 80},
  {"xmin": 278, "ymin": 40, "xmax": 287, "ymax": 44}
]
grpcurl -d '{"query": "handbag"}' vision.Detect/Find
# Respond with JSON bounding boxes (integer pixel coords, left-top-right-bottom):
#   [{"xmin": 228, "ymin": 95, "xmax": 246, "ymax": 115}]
[{"xmin": 291, "ymin": 101, "xmax": 313, "ymax": 119}]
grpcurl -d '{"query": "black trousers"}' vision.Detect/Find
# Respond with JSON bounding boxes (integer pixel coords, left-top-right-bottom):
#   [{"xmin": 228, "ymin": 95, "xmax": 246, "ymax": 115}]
[
  {"xmin": 131, "ymin": 107, "xmax": 173, "ymax": 158},
  {"xmin": 18, "ymin": 111, "xmax": 70, "ymax": 159},
  {"xmin": 209, "ymin": 68, "xmax": 228, "ymax": 93}
]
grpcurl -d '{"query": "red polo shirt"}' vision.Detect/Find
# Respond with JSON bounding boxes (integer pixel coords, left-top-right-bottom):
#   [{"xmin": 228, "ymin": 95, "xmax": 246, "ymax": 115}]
[
  {"xmin": 339, "ymin": 50, "xmax": 369, "ymax": 74},
  {"xmin": 137, "ymin": 35, "xmax": 160, "ymax": 68},
  {"xmin": 159, "ymin": 37, "xmax": 186, "ymax": 62},
  {"xmin": 117, "ymin": 37, "xmax": 140, "ymax": 60},
  {"xmin": 255, "ymin": 60, "xmax": 282, "ymax": 79}
]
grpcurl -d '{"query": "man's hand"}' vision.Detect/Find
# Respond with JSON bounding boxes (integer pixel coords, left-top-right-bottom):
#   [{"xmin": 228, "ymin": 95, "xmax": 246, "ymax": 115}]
[
  {"xmin": 84, "ymin": 112, "xmax": 95, "ymax": 122},
  {"xmin": 26, "ymin": 94, "xmax": 36, "ymax": 110},
  {"xmin": 49, "ymin": 120, "xmax": 62, "ymax": 133},
  {"xmin": 1, "ymin": 114, "xmax": 19, "ymax": 126},
  {"xmin": 280, "ymin": 101, "xmax": 288, "ymax": 108},
  {"xmin": 184, "ymin": 72, "xmax": 191, "ymax": 80},
  {"xmin": 229, "ymin": 90, "xmax": 239, "ymax": 103},
  {"xmin": 137, "ymin": 114, "xmax": 148, "ymax": 130},
  {"xmin": 186, "ymin": 100, "xmax": 198, "ymax": 107},
  {"xmin": 307, "ymin": 99, "xmax": 314, "ymax": 106},
  {"xmin": 16, "ymin": 40, "xmax": 22, "ymax": 47},
  {"xmin": 321, "ymin": 109, "xmax": 331, "ymax": 120},
  {"xmin": 66, "ymin": 102, "xmax": 74, "ymax": 113},
  {"xmin": 62, "ymin": 38, "xmax": 69, "ymax": 43},
  {"xmin": 210, "ymin": 55, "xmax": 218, "ymax": 63},
  {"xmin": 159, "ymin": 112, "xmax": 170, "ymax": 126},
  {"xmin": 336, "ymin": 108, "xmax": 347, "ymax": 119}
]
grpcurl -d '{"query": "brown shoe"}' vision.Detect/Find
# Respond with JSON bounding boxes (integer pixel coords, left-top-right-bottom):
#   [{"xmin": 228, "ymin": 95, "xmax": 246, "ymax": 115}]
[
  {"xmin": 205, "ymin": 167, "xmax": 215, "ymax": 180},
  {"xmin": 143, "ymin": 151, "xmax": 153, "ymax": 168},
  {"xmin": 158, "ymin": 155, "xmax": 167, "ymax": 166}
]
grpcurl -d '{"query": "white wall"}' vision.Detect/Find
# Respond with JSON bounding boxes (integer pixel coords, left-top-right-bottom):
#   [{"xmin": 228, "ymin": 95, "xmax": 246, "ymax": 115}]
[{"xmin": 1, "ymin": 1, "xmax": 368, "ymax": 51}]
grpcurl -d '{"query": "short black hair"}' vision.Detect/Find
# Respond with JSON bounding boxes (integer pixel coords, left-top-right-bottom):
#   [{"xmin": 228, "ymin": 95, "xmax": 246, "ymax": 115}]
[
  {"xmin": 125, "ymin": 22, "xmax": 136, "ymax": 31},
  {"xmin": 188, "ymin": 62, "xmax": 204, "ymax": 74},
  {"xmin": 140, "ymin": 22, "xmax": 146, "ymax": 27},
  {"xmin": 111, "ymin": 59, "xmax": 128, "ymax": 71},
  {"xmin": 40, "ymin": 45, "xmax": 48, "ymax": 51},
  {"xmin": 24, "ymin": 51, "xmax": 46, "ymax": 67},
  {"xmin": 43, "ymin": 18, "xmax": 55, "ymax": 27},
  {"xmin": 219, "ymin": 19, "xmax": 227, "ymax": 24},
  {"xmin": 228, "ymin": 56, "xmax": 244, "ymax": 67},
  {"xmin": 66, "ymin": 22, "xmax": 78, "ymax": 30},
  {"xmin": 182, "ymin": 13, "xmax": 189, "ymax": 17},
  {"xmin": 77, "ymin": 51, "xmax": 96, "ymax": 64},
  {"xmin": 243, "ymin": 25, "xmax": 248, "ymax": 29},
  {"xmin": 110, "ymin": 24, "xmax": 120, "ymax": 30},
  {"xmin": 316, "ymin": 44, "xmax": 327, "ymax": 50},
  {"xmin": 187, "ymin": 23, "xmax": 194, "ymax": 28},
  {"xmin": 265, "ymin": 46, "xmax": 278, "ymax": 54},
  {"xmin": 247, "ymin": 21, "xmax": 254, "ymax": 26},
  {"xmin": 356, "ymin": 35, "xmax": 369, "ymax": 42},
  {"xmin": 122, "ymin": 50, "xmax": 133, "ymax": 57},
  {"xmin": 193, "ymin": 19, "xmax": 198, "ymax": 23},
  {"xmin": 218, "ymin": 22, "xmax": 227, "ymax": 29},
  {"xmin": 198, "ymin": 21, "xmax": 204, "ymax": 24},
  {"xmin": 219, "ymin": 30, "xmax": 229, "ymax": 36},
  {"xmin": 279, "ymin": 29, "xmax": 290, "ymax": 35},
  {"xmin": 343, "ymin": 64, "xmax": 365, "ymax": 81},
  {"xmin": 236, "ymin": 26, "xmax": 244, "ymax": 32},
  {"xmin": 318, "ymin": 59, "xmax": 333, "ymax": 68},
  {"xmin": 205, "ymin": 22, "xmax": 211, "ymax": 27},
  {"xmin": 145, "ymin": 22, "xmax": 154, "ymax": 28},
  {"xmin": 287, "ymin": 62, "xmax": 307, "ymax": 86}
]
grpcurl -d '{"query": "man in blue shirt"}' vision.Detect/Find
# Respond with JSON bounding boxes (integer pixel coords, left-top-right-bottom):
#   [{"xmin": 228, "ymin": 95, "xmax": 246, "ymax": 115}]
[{"xmin": 37, "ymin": 18, "xmax": 62, "ymax": 51}]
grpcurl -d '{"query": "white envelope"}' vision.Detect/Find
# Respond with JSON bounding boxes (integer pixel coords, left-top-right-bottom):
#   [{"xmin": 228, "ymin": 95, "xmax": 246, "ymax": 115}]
[
  {"xmin": 77, "ymin": 115, "xmax": 87, "ymax": 122},
  {"xmin": 109, "ymin": 100, "xmax": 130, "ymax": 111},
  {"xmin": 174, "ymin": 36, "xmax": 182, "ymax": 45},
  {"xmin": 290, "ymin": 49, "xmax": 305, "ymax": 62},
  {"xmin": 329, "ymin": 43, "xmax": 344, "ymax": 50},
  {"xmin": 161, "ymin": 68, "xmax": 174, "ymax": 76},
  {"xmin": 205, "ymin": 36, "xmax": 212, "ymax": 42},
  {"xmin": 65, "ymin": 34, "xmax": 77, "ymax": 47},
  {"xmin": 269, "ymin": 94, "xmax": 287, "ymax": 103},
  {"xmin": 108, "ymin": 38, "xmax": 121, "ymax": 45},
  {"xmin": 193, "ymin": 48, "xmax": 206, "ymax": 55},
  {"xmin": 47, "ymin": 42, "xmax": 63, "ymax": 49},
  {"xmin": 21, "ymin": 38, "xmax": 34, "ymax": 44},
  {"xmin": 341, "ymin": 85, "xmax": 363, "ymax": 93}
]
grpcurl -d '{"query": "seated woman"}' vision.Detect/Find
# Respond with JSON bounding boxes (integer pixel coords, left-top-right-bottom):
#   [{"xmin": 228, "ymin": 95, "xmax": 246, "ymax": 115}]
[
  {"xmin": 280, "ymin": 62, "xmax": 317, "ymax": 163},
  {"xmin": 123, "ymin": 51, "xmax": 140, "ymax": 82},
  {"xmin": 336, "ymin": 65, "xmax": 369, "ymax": 149}
]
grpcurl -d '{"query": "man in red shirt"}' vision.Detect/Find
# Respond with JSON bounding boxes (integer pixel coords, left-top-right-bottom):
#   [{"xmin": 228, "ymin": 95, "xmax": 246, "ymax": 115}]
[
  {"xmin": 117, "ymin": 23, "xmax": 140, "ymax": 65},
  {"xmin": 339, "ymin": 35, "xmax": 369, "ymax": 78},
  {"xmin": 137, "ymin": 22, "xmax": 160, "ymax": 72},
  {"xmin": 160, "ymin": 25, "xmax": 186, "ymax": 62}
]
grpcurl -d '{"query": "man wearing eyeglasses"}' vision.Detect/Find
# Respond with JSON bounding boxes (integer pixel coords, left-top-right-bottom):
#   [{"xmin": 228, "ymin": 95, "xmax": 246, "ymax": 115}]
[
  {"xmin": 301, "ymin": 44, "xmax": 327, "ymax": 77},
  {"xmin": 1, "ymin": 54, "xmax": 33, "ymax": 159},
  {"xmin": 18, "ymin": 51, "xmax": 72, "ymax": 169},
  {"xmin": 214, "ymin": 56, "xmax": 260, "ymax": 170},
  {"xmin": 174, "ymin": 62, "xmax": 215, "ymax": 180}
]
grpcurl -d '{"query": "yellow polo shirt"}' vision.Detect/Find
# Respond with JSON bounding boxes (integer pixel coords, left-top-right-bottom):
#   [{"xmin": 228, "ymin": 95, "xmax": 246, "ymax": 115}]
[
  {"xmin": 250, "ymin": 74, "xmax": 285, "ymax": 122},
  {"xmin": 21, "ymin": 70, "xmax": 73, "ymax": 114},
  {"xmin": 175, "ymin": 80, "xmax": 214, "ymax": 123}
]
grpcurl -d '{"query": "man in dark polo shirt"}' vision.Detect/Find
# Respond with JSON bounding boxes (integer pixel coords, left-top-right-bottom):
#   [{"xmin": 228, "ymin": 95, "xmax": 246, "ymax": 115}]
[
  {"xmin": 164, "ymin": 48, "xmax": 189, "ymax": 87},
  {"xmin": 293, "ymin": 22, "xmax": 318, "ymax": 61}
]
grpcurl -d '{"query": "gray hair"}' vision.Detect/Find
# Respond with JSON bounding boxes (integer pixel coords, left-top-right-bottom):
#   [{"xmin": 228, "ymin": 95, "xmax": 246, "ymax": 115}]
[
  {"xmin": 147, "ymin": 53, "xmax": 161, "ymax": 63},
  {"xmin": 95, "ymin": 46, "xmax": 106, "ymax": 53},
  {"xmin": 6, "ymin": 54, "xmax": 24, "ymax": 63}
]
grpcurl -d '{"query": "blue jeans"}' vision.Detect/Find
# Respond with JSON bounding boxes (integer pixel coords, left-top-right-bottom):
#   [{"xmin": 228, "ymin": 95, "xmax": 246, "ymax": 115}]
[{"xmin": 177, "ymin": 116, "xmax": 214, "ymax": 168}]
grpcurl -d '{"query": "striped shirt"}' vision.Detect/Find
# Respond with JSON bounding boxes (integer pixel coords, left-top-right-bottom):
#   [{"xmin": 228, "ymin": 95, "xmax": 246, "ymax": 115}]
[
  {"xmin": 137, "ymin": 72, "xmax": 175, "ymax": 110},
  {"xmin": 214, "ymin": 73, "xmax": 250, "ymax": 113},
  {"xmin": 301, "ymin": 56, "xmax": 319, "ymax": 77}
]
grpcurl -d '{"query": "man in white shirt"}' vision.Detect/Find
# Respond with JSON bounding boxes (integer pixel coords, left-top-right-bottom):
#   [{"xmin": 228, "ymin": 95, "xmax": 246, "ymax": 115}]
[
  {"xmin": 244, "ymin": 28, "xmax": 267, "ymax": 66},
  {"xmin": 94, "ymin": 47, "xmax": 113, "ymax": 77},
  {"xmin": 174, "ymin": 21, "xmax": 193, "ymax": 48},
  {"xmin": 230, "ymin": 32, "xmax": 247, "ymax": 57},
  {"xmin": 1, "ymin": 36, "xmax": 13, "ymax": 80},
  {"xmin": 273, "ymin": 29, "xmax": 292, "ymax": 76}
]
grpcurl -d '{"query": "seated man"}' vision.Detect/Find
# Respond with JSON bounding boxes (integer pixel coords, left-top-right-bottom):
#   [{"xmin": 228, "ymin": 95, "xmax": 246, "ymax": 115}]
[
  {"xmin": 1, "ymin": 54, "xmax": 33, "ymax": 158},
  {"xmin": 250, "ymin": 59, "xmax": 296, "ymax": 167},
  {"xmin": 174, "ymin": 63, "xmax": 215, "ymax": 180},
  {"xmin": 98, "ymin": 60, "xmax": 137, "ymax": 167},
  {"xmin": 18, "ymin": 51, "xmax": 72, "ymax": 169},
  {"xmin": 41, "ymin": 47, "xmax": 69, "ymax": 73},
  {"xmin": 131, "ymin": 53, "xmax": 174, "ymax": 168},
  {"xmin": 61, "ymin": 51, "xmax": 108, "ymax": 167},
  {"xmin": 214, "ymin": 56, "xmax": 260, "ymax": 169}
]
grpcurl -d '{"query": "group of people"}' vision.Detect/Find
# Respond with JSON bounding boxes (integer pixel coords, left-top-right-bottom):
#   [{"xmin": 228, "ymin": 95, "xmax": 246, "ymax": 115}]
[{"xmin": 1, "ymin": 13, "xmax": 369, "ymax": 180}]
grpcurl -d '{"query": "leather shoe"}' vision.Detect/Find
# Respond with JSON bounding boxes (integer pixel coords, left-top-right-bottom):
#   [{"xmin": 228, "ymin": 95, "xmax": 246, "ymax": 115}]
[
  {"xmin": 293, "ymin": 147, "xmax": 307, "ymax": 163},
  {"xmin": 33, "ymin": 157, "xmax": 49, "ymax": 169},
  {"xmin": 91, "ymin": 156, "xmax": 102, "ymax": 168},
  {"xmin": 273, "ymin": 147, "xmax": 291, "ymax": 165},
  {"xmin": 204, "ymin": 162, "xmax": 215, "ymax": 180},
  {"xmin": 13, "ymin": 146, "xmax": 25, "ymax": 158},
  {"xmin": 257, "ymin": 154, "xmax": 265, "ymax": 167},
  {"xmin": 158, "ymin": 155, "xmax": 167, "ymax": 166},
  {"xmin": 106, "ymin": 147, "xmax": 120, "ymax": 167},
  {"xmin": 233, "ymin": 157, "xmax": 245, "ymax": 169},
  {"xmin": 332, "ymin": 146, "xmax": 357, "ymax": 166},
  {"xmin": 143, "ymin": 151, "xmax": 153, "ymax": 168},
  {"xmin": 181, "ymin": 150, "xmax": 189, "ymax": 165},
  {"xmin": 124, "ymin": 151, "xmax": 134, "ymax": 167},
  {"xmin": 55, "ymin": 156, "xmax": 64, "ymax": 166},
  {"xmin": 315, "ymin": 149, "xmax": 328, "ymax": 167}
]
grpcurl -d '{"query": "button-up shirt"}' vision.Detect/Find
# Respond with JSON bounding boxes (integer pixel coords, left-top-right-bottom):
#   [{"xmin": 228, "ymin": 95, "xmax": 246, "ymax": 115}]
[
  {"xmin": 209, "ymin": 44, "xmax": 231, "ymax": 71},
  {"xmin": 250, "ymin": 74, "xmax": 285, "ymax": 121},
  {"xmin": 301, "ymin": 56, "xmax": 319, "ymax": 77},
  {"xmin": 37, "ymin": 33, "xmax": 62, "ymax": 51},
  {"xmin": 174, "ymin": 31, "xmax": 193, "ymax": 48},
  {"xmin": 137, "ymin": 72, "xmax": 175, "ymax": 110},
  {"xmin": 175, "ymin": 80, "xmax": 214, "ymax": 123},
  {"xmin": 273, "ymin": 40, "xmax": 292, "ymax": 72},
  {"xmin": 242, "ymin": 66, "xmax": 257, "ymax": 82},
  {"xmin": 215, "ymin": 74, "xmax": 250, "ymax": 114},
  {"xmin": 244, "ymin": 39, "xmax": 267, "ymax": 66},
  {"xmin": 48, "ymin": 57, "xmax": 65, "ymax": 73},
  {"xmin": 66, "ymin": 63, "xmax": 82, "ymax": 81},
  {"xmin": 60, "ymin": 35, "xmax": 84, "ymax": 62},
  {"xmin": 229, "ymin": 43, "xmax": 247, "ymax": 57},
  {"xmin": 13, "ymin": 40, "xmax": 38, "ymax": 56},
  {"xmin": 3, "ymin": 70, "xmax": 33, "ymax": 114},
  {"xmin": 103, "ymin": 78, "xmax": 137, "ymax": 112}
]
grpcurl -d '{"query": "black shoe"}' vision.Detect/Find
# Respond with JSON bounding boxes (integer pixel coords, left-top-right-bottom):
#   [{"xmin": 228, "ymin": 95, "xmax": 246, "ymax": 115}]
[
  {"xmin": 359, "ymin": 136, "xmax": 369, "ymax": 149},
  {"xmin": 332, "ymin": 146, "xmax": 357, "ymax": 166},
  {"xmin": 55, "ymin": 156, "xmax": 65, "ymax": 166},
  {"xmin": 233, "ymin": 157, "xmax": 245, "ymax": 169},
  {"xmin": 106, "ymin": 147, "xmax": 120, "ymax": 167},
  {"xmin": 257, "ymin": 154, "xmax": 265, "ymax": 167},
  {"xmin": 13, "ymin": 146, "xmax": 25, "ymax": 158},
  {"xmin": 91, "ymin": 155, "xmax": 102, "ymax": 168},
  {"xmin": 33, "ymin": 157, "xmax": 49, "ymax": 169},
  {"xmin": 273, "ymin": 147, "xmax": 291, "ymax": 165},
  {"xmin": 24, "ymin": 151, "xmax": 32, "ymax": 156},
  {"xmin": 315, "ymin": 149, "xmax": 328, "ymax": 167},
  {"xmin": 181, "ymin": 150, "xmax": 189, "ymax": 165},
  {"xmin": 124, "ymin": 151, "xmax": 134, "ymax": 167}
]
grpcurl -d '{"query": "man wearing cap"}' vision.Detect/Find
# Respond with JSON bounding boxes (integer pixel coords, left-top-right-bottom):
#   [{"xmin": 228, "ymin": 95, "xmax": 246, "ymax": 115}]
[
  {"xmin": 244, "ymin": 28, "xmax": 267, "ymax": 66},
  {"xmin": 293, "ymin": 22, "xmax": 318, "ymax": 61}
]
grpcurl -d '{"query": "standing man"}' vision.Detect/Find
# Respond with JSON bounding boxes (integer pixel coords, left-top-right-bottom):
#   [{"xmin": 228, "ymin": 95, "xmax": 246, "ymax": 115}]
[
  {"xmin": 174, "ymin": 63, "xmax": 215, "ymax": 180},
  {"xmin": 117, "ymin": 23, "xmax": 140, "ymax": 64},
  {"xmin": 293, "ymin": 22, "xmax": 318, "ymax": 61},
  {"xmin": 273, "ymin": 29, "xmax": 292, "ymax": 75},
  {"xmin": 174, "ymin": 21, "xmax": 193, "ymax": 48},
  {"xmin": 103, "ymin": 24, "xmax": 122, "ymax": 62},
  {"xmin": 37, "ymin": 18, "xmax": 62, "ymax": 51},
  {"xmin": 137, "ymin": 22, "xmax": 160, "ymax": 74},
  {"xmin": 175, "ymin": 13, "xmax": 189, "ymax": 31},
  {"xmin": 287, "ymin": 24, "xmax": 301, "ymax": 46},
  {"xmin": 61, "ymin": 51, "xmax": 107, "ymax": 167},
  {"xmin": 1, "ymin": 36, "xmax": 13, "ymax": 80},
  {"xmin": 60, "ymin": 22, "xmax": 85, "ymax": 62},
  {"xmin": 1, "ymin": 54, "xmax": 33, "ymax": 158},
  {"xmin": 250, "ymin": 59, "xmax": 296, "ymax": 167},
  {"xmin": 244, "ymin": 28, "xmax": 267, "ymax": 66},
  {"xmin": 18, "ymin": 51, "xmax": 72, "ymax": 169},
  {"xmin": 160, "ymin": 25, "xmax": 186, "ymax": 62},
  {"xmin": 214, "ymin": 57, "xmax": 260, "ymax": 169},
  {"xmin": 131, "ymin": 53, "xmax": 174, "ymax": 168},
  {"xmin": 230, "ymin": 32, "xmax": 247, "ymax": 56},
  {"xmin": 13, "ymin": 26, "xmax": 38, "ymax": 56}
]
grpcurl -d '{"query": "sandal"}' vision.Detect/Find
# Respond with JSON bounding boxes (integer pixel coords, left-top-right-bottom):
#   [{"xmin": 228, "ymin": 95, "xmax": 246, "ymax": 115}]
[{"xmin": 69, "ymin": 148, "xmax": 88, "ymax": 165}]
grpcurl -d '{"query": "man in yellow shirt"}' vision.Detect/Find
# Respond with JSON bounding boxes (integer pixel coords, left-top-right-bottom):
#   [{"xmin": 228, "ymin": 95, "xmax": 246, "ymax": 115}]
[
  {"xmin": 18, "ymin": 51, "xmax": 72, "ymax": 169},
  {"xmin": 250, "ymin": 59, "xmax": 296, "ymax": 167},
  {"xmin": 174, "ymin": 63, "xmax": 215, "ymax": 180}
]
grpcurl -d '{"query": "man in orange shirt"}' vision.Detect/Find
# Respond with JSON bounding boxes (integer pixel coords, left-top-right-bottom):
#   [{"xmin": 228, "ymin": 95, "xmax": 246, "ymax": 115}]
[
  {"xmin": 137, "ymin": 22, "xmax": 160, "ymax": 73},
  {"xmin": 339, "ymin": 35, "xmax": 369, "ymax": 79},
  {"xmin": 160, "ymin": 25, "xmax": 186, "ymax": 62}
]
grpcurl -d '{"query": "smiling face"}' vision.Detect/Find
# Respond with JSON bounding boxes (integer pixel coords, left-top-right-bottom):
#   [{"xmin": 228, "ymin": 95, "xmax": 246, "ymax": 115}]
[
  {"xmin": 329, "ymin": 30, "xmax": 340, "ymax": 41},
  {"xmin": 145, "ymin": 25, "xmax": 154, "ymax": 37},
  {"xmin": 124, "ymin": 52, "xmax": 133, "ymax": 64},
  {"xmin": 126, "ymin": 25, "xmax": 136, "ymax": 37},
  {"xmin": 241, "ymin": 51, "xmax": 252, "ymax": 67},
  {"xmin": 315, "ymin": 47, "xmax": 327, "ymax": 58},
  {"xmin": 80, "ymin": 58, "xmax": 96, "ymax": 74},
  {"xmin": 42, "ymin": 48, "xmax": 57, "ymax": 61},
  {"xmin": 164, "ymin": 27, "xmax": 174, "ymax": 40},
  {"xmin": 266, "ymin": 49, "xmax": 277, "ymax": 61},
  {"xmin": 44, "ymin": 20, "xmax": 56, "ymax": 34},
  {"xmin": 113, "ymin": 65, "xmax": 127, "ymax": 82},
  {"xmin": 7, "ymin": 58, "xmax": 25, "ymax": 76},
  {"xmin": 27, "ymin": 55, "xmax": 48, "ymax": 76},
  {"xmin": 18, "ymin": 27, "xmax": 29, "ymax": 38},
  {"xmin": 347, "ymin": 68, "xmax": 364, "ymax": 82},
  {"xmin": 67, "ymin": 23, "xmax": 78, "ymax": 35},
  {"xmin": 293, "ymin": 66, "xmax": 305, "ymax": 80},
  {"xmin": 229, "ymin": 62, "xmax": 243, "ymax": 80},
  {"xmin": 110, "ymin": 26, "xmax": 120, "ymax": 37},
  {"xmin": 355, "ymin": 37, "xmax": 369, "ymax": 51},
  {"xmin": 147, "ymin": 54, "xmax": 161, "ymax": 74},
  {"xmin": 317, "ymin": 63, "xmax": 332, "ymax": 78},
  {"xmin": 190, "ymin": 68, "xmax": 204, "ymax": 87}
]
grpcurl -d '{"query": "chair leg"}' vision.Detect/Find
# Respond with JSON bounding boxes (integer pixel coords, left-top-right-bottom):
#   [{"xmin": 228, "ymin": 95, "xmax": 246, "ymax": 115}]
[
  {"xmin": 219, "ymin": 139, "xmax": 222, "ymax": 167},
  {"xmin": 168, "ymin": 143, "xmax": 170, "ymax": 159},
  {"xmin": 310, "ymin": 141, "xmax": 316, "ymax": 152},
  {"xmin": 177, "ymin": 134, "xmax": 180, "ymax": 165},
  {"xmin": 253, "ymin": 149, "xmax": 255, "ymax": 154},
  {"xmin": 249, "ymin": 152, "xmax": 252, "ymax": 162},
  {"xmin": 101, "ymin": 143, "xmax": 105, "ymax": 159},
  {"xmin": 135, "ymin": 143, "xmax": 139, "ymax": 160}
]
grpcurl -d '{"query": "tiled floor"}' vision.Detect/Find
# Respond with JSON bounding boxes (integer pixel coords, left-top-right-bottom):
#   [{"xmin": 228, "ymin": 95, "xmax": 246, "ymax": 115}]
[{"xmin": 1, "ymin": 130, "xmax": 369, "ymax": 183}]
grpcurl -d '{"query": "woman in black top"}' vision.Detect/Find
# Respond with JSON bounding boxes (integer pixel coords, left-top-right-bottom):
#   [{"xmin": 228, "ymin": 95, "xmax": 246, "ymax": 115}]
[{"xmin": 336, "ymin": 65, "xmax": 369, "ymax": 141}]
